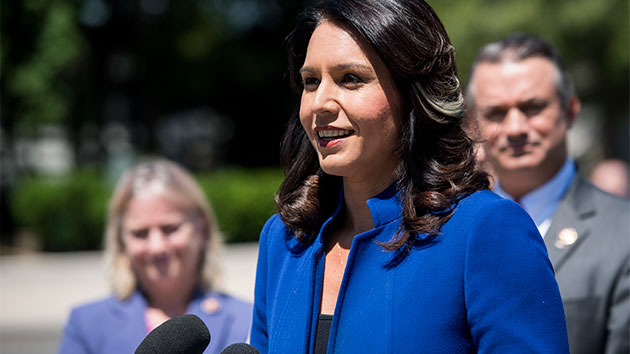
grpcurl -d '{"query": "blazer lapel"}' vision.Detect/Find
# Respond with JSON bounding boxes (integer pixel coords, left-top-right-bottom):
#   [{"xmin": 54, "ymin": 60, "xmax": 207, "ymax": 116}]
[
  {"xmin": 269, "ymin": 242, "xmax": 321, "ymax": 354},
  {"xmin": 544, "ymin": 176, "xmax": 595, "ymax": 272},
  {"xmin": 109, "ymin": 292, "xmax": 151, "ymax": 350},
  {"xmin": 189, "ymin": 292, "xmax": 237, "ymax": 353}
]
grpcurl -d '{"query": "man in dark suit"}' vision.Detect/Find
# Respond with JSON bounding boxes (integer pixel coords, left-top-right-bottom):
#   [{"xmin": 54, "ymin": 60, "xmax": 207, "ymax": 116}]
[{"xmin": 466, "ymin": 33, "xmax": 629, "ymax": 354}]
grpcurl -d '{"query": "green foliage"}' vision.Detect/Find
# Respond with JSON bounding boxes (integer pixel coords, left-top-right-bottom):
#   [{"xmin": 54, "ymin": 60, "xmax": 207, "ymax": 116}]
[
  {"xmin": 9, "ymin": 168, "xmax": 282, "ymax": 251},
  {"xmin": 197, "ymin": 168, "xmax": 282, "ymax": 243},
  {"xmin": 10, "ymin": 170, "xmax": 110, "ymax": 252},
  {"xmin": 3, "ymin": 0, "xmax": 626, "ymax": 165},
  {"xmin": 3, "ymin": 0, "xmax": 86, "ymax": 127},
  {"xmin": 432, "ymin": 0, "xmax": 629, "ymax": 123}
]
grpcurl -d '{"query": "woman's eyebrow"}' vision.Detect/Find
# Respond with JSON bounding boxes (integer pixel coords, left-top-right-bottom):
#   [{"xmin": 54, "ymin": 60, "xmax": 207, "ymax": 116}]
[
  {"xmin": 299, "ymin": 63, "xmax": 372, "ymax": 74},
  {"xmin": 333, "ymin": 63, "xmax": 371, "ymax": 71},
  {"xmin": 299, "ymin": 66, "xmax": 316, "ymax": 75}
]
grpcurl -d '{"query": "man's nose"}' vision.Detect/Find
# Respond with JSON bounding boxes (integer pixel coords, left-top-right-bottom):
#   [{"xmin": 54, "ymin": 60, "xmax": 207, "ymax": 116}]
[{"xmin": 504, "ymin": 107, "xmax": 528, "ymax": 137}]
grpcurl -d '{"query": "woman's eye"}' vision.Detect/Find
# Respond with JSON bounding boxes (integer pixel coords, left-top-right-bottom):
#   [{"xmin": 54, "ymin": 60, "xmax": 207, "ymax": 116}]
[
  {"xmin": 161, "ymin": 223, "xmax": 181, "ymax": 235},
  {"xmin": 301, "ymin": 77, "xmax": 320, "ymax": 91},
  {"xmin": 130, "ymin": 229, "xmax": 148, "ymax": 239},
  {"xmin": 340, "ymin": 73, "xmax": 364, "ymax": 87}
]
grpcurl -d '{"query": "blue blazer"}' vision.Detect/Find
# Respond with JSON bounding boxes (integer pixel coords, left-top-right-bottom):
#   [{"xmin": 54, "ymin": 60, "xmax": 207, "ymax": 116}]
[
  {"xmin": 250, "ymin": 188, "xmax": 569, "ymax": 353},
  {"xmin": 59, "ymin": 290, "xmax": 252, "ymax": 354}
]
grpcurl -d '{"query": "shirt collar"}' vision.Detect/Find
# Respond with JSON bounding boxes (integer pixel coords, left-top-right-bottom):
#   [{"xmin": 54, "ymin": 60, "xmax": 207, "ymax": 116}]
[{"xmin": 495, "ymin": 158, "xmax": 576, "ymax": 227}]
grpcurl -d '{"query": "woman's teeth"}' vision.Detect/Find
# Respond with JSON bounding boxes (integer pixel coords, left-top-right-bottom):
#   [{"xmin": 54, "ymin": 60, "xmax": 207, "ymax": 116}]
[{"xmin": 318, "ymin": 130, "xmax": 352, "ymax": 139}]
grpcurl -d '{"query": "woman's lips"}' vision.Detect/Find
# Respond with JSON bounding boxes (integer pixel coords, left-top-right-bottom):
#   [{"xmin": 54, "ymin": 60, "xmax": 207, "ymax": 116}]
[
  {"xmin": 316, "ymin": 129, "xmax": 354, "ymax": 148},
  {"xmin": 318, "ymin": 136, "xmax": 345, "ymax": 148},
  {"xmin": 152, "ymin": 255, "xmax": 170, "ymax": 270}
]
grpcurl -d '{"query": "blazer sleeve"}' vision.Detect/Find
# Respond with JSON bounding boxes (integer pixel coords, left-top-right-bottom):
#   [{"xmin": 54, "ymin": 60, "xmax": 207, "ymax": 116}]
[
  {"xmin": 250, "ymin": 214, "xmax": 277, "ymax": 354},
  {"xmin": 606, "ymin": 254, "xmax": 630, "ymax": 354},
  {"xmin": 463, "ymin": 197, "xmax": 569, "ymax": 354},
  {"xmin": 58, "ymin": 308, "xmax": 91, "ymax": 354}
]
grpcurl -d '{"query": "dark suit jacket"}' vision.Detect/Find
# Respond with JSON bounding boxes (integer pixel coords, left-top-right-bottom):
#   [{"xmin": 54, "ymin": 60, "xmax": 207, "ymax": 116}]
[
  {"xmin": 58, "ymin": 290, "xmax": 252, "ymax": 354},
  {"xmin": 544, "ymin": 175, "xmax": 629, "ymax": 354}
]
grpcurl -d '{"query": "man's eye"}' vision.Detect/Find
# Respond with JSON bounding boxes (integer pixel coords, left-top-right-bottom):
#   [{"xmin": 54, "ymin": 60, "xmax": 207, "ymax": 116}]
[
  {"xmin": 521, "ymin": 103, "xmax": 546, "ymax": 117},
  {"xmin": 483, "ymin": 109, "xmax": 506, "ymax": 122}
]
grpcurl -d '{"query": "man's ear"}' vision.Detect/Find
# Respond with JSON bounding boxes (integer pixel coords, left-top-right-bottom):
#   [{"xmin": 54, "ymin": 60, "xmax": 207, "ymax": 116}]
[
  {"xmin": 566, "ymin": 96, "xmax": 581, "ymax": 129},
  {"xmin": 463, "ymin": 105, "xmax": 482, "ymax": 140}
]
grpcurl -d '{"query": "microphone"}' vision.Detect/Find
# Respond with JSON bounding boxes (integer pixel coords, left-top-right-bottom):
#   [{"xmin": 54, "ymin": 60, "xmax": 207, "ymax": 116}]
[
  {"xmin": 220, "ymin": 343, "xmax": 260, "ymax": 354},
  {"xmin": 135, "ymin": 314, "xmax": 211, "ymax": 354}
]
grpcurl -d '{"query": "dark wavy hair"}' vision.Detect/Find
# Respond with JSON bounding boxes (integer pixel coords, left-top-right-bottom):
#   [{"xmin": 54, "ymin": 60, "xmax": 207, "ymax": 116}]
[{"xmin": 277, "ymin": 0, "xmax": 489, "ymax": 252}]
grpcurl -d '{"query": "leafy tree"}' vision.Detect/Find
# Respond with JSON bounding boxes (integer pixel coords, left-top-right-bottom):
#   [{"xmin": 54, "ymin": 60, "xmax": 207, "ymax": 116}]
[{"xmin": 1, "ymin": 0, "xmax": 86, "ymax": 130}]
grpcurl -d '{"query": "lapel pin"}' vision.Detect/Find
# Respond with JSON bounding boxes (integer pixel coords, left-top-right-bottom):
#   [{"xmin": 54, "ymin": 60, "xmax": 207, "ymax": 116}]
[
  {"xmin": 202, "ymin": 297, "xmax": 221, "ymax": 314},
  {"xmin": 554, "ymin": 227, "xmax": 578, "ymax": 249}
]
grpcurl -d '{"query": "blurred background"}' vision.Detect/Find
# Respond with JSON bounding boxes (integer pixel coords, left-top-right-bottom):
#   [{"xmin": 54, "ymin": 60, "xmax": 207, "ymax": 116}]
[{"xmin": 0, "ymin": 0, "xmax": 628, "ymax": 352}]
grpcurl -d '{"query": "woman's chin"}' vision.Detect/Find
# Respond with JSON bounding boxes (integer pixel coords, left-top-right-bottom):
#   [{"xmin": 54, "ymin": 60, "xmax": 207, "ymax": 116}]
[
  {"xmin": 319, "ymin": 159, "xmax": 396, "ymax": 184},
  {"xmin": 148, "ymin": 278, "xmax": 183, "ymax": 293},
  {"xmin": 318, "ymin": 156, "xmax": 357, "ymax": 177},
  {"xmin": 319, "ymin": 164, "xmax": 351, "ymax": 177},
  {"xmin": 143, "ymin": 270, "xmax": 180, "ymax": 287}
]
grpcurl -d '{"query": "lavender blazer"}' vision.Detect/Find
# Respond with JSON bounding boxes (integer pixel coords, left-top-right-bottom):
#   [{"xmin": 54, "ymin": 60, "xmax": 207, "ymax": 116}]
[{"xmin": 58, "ymin": 290, "xmax": 252, "ymax": 354}]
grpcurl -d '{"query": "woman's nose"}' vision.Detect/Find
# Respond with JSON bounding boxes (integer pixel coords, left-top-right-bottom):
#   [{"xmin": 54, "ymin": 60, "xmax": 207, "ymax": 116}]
[
  {"xmin": 311, "ymin": 80, "xmax": 339, "ymax": 116},
  {"xmin": 147, "ymin": 229, "xmax": 168, "ymax": 253}
]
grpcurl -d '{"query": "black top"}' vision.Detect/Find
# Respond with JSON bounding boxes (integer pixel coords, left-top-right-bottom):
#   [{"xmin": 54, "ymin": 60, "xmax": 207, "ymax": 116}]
[{"xmin": 313, "ymin": 314, "xmax": 333, "ymax": 354}]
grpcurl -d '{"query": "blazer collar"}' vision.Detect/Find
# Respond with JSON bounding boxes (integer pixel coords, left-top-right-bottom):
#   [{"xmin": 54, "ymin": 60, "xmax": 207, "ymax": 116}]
[
  {"xmin": 112, "ymin": 290, "xmax": 147, "ymax": 315},
  {"xmin": 366, "ymin": 183, "xmax": 403, "ymax": 228},
  {"xmin": 544, "ymin": 175, "xmax": 595, "ymax": 271},
  {"xmin": 315, "ymin": 183, "xmax": 402, "ymax": 245},
  {"xmin": 105, "ymin": 291, "xmax": 150, "ymax": 345},
  {"xmin": 112, "ymin": 289, "xmax": 207, "ymax": 317}
]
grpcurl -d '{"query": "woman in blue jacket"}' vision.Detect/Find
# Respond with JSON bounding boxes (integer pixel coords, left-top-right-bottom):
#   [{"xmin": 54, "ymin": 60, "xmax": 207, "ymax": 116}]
[
  {"xmin": 58, "ymin": 158, "xmax": 252, "ymax": 354},
  {"xmin": 250, "ymin": 0, "xmax": 570, "ymax": 353}
]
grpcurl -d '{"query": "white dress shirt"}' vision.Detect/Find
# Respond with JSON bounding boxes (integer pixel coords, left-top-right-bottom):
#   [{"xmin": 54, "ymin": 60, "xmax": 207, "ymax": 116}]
[{"xmin": 494, "ymin": 159, "xmax": 576, "ymax": 237}]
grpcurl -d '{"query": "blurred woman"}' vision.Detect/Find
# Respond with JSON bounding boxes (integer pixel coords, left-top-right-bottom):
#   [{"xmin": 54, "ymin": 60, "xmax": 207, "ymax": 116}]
[
  {"xmin": 59, "ymin": 158, "xmax": 252, "ymax": 354},
  {"xmin": 250, "ymin": 0, "xmax": 569, "ymax": 353},
  {"xmin": 590, "ymin": 158, "xmax": 630, "ymax": 199}
]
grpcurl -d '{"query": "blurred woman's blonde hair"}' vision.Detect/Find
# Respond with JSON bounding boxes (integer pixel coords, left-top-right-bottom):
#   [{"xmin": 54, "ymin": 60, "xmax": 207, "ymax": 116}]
[{"xmin": 104, "ymin": 157, "xmax": 223, "ymax": 300}]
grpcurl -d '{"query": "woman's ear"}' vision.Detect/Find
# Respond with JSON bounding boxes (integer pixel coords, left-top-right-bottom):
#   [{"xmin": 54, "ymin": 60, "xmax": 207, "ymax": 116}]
[{"xmin": 199, "ymin": 215, "xmax": 212, "ymax": 244}]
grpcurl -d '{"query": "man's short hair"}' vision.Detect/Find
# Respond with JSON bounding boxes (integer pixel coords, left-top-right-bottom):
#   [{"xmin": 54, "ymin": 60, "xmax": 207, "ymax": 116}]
[{"xmin": 466, "ymin": 33, "xmax": 576, "ymax": 109}]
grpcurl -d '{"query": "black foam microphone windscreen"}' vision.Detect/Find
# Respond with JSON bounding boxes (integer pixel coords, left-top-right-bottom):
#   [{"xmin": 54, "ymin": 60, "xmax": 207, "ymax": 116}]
[
  {"xmin": 220, "ymin": 343, "xmax": 261, "ymax": 354},
  {"xmin": 134, "ymin": 314, "xmax": 211, "ymax": 354}
]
